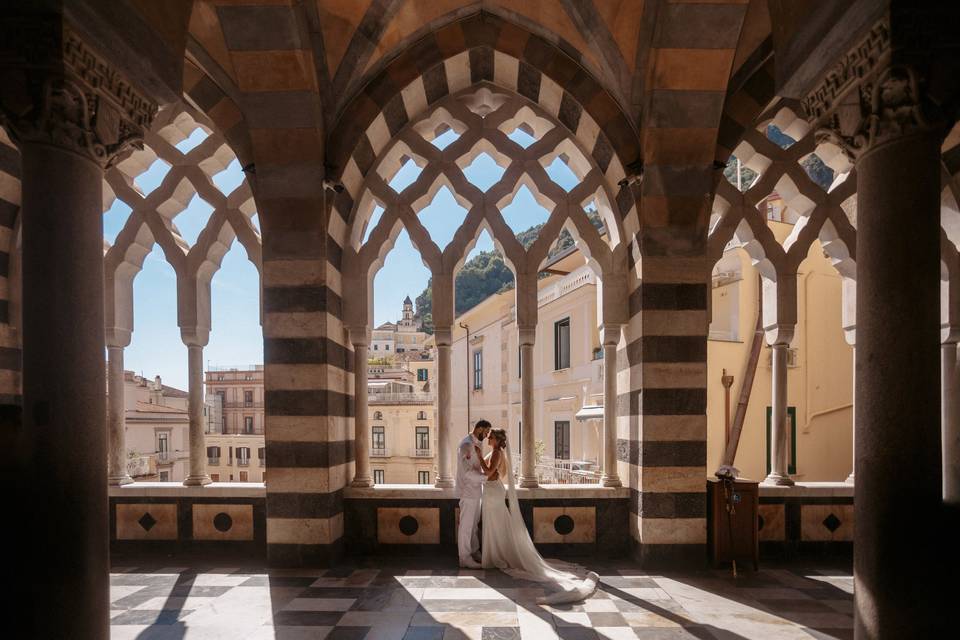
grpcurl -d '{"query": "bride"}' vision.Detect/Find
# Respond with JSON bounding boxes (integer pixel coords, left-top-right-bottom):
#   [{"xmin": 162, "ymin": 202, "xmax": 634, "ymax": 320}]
[{"xmin": 475, "ymin": 428, "xmax": 599, "ymax": 604}]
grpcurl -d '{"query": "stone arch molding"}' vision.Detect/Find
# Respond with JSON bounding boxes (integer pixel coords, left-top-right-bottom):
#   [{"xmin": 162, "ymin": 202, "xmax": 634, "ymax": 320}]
[
  {"xmin": 341, "ymin": 85, "xmax": 631, "ymax": 332},
  {"xmin": 103, "ymin": 104, "xmax": 261, "ymax": 349},
  {"xmin": 707, "ymin": 100, "xmax": 858, "ymax": 346}
]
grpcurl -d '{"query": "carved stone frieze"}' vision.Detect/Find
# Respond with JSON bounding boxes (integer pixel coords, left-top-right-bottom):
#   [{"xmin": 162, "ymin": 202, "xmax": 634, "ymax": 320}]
[
  {"xmin": 803, "ymin": 14, "xmax": 946, "ymax": 162},
  {"xmin": 0, "ymin": 17, "xmax": 157, "ymax": 168}
]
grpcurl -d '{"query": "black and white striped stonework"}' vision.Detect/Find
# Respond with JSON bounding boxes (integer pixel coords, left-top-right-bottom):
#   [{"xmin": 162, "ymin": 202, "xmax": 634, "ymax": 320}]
[{"xmin": 0, "ymin": 127, "xmax": 21, "ymax": 415}]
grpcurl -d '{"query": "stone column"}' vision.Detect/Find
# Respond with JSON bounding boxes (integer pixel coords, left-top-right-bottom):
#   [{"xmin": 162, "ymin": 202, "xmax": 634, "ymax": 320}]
[
  {"xmin": 182, "ymin": 341, "xmax": 211, "ymax": 486},
  {"xmin": 2, "ymin": 20, "xmax": 157, "ymax": 639},
  {"xmin": 942, "ymin": 341, "xmax": 960, "ymax": 504},
  {"xmin": 434, "ymin": 326, "xmax": 454, "ymax": 488},
  {"xmin": 349, "ymin": 328, "xmax": 373, "ymax": 487},
  {"xmin": 763, "ymin": 341, "xmax": 794, "ymax": 486},
  {"xmin": 518, "ymin": 326, "xmax": 538, "ymax": 488},
  {"xmin": 846, "ymin": 348, "xmax": 856, "ymax": 484},
  {"xmin": 106, "ymin": 343, "xmax": 133, "ymax": 485},
  {"xmin": 600, "ymin": 325, "xmax": 621, "ymax": 487},
  {"xmin": 807, "ymin": 59, "xmax": 948, "ymax": 636}
]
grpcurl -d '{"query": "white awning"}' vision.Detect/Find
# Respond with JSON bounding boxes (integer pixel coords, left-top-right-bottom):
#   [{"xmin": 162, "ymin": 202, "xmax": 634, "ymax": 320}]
[{"xmin": 574, "ymin": 405, "xmax": 604, "ymax": 421}]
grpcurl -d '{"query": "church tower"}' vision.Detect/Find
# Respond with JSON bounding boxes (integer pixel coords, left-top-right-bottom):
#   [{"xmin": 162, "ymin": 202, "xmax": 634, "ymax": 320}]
[{"xmin": 399, "ymin": 295, "xmax": 415, "ymax": 331}]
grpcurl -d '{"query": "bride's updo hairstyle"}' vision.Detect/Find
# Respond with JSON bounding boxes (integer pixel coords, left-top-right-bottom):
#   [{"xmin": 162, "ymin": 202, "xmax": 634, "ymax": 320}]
[{"xmin": 489, "ymin": 429, "xmax": 507, "ymax": 449}]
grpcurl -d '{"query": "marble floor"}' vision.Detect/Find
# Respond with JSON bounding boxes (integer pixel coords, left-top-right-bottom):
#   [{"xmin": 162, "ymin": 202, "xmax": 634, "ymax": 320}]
[{"xmin": 109, "ymin": 558, "xmax": 853, "ymax": 639}]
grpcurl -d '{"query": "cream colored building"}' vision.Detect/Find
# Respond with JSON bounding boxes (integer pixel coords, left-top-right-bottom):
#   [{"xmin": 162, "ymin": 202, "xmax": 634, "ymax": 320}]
[
  {"xmin": 368, "ymin": 386, "xmax": 437, "ymax": 485},
  {"xmin": 372, "ymin": 296, "xmax": 429, "ymax": 355},
  {"xmin": 119, "ymin": 373, "xmax": 193, "ymax": 482},
  {"xmin": 205, "ymin": 365, "xmax": 266, "ymax": 482},
  {"xmin": 448, "ymin": 219, "xmax": 854, "ymax": 483}
]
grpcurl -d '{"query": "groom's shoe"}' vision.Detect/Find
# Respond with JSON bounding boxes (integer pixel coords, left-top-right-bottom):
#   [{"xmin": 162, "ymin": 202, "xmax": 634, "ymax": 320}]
[
  {"xmin": 459, "ymin": 556, "xmax": 482, "ymax": 569},
  {"xmin": 471, "ymin": 552, "xmax": 482, "ymax": 564}
]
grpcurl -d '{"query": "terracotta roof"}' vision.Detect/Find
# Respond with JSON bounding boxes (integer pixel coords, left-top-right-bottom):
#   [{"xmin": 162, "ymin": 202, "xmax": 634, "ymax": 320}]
[{"xmin": 133, "ymin": 401, "xmax": 187, "ymax": 414}]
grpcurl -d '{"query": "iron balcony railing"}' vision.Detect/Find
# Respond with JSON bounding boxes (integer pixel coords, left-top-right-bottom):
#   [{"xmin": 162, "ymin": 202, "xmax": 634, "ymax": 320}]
[
  {"xmin": 237, "ymin": 459, "xmax": 250, "ymax": 467},
  {"xmin": 371, "ymin": 447, "xmax": 390, "ymax": 457},
  {"xmin": 207, "ymin": 456, "xmax": 220, "ymax": 465},
  {"xmin": 411, "ymin": 447, "xmax": 432, "ymax": 458}
]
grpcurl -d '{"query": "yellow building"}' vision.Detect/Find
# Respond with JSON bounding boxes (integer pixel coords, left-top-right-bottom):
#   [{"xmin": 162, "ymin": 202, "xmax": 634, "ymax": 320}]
[{"xmin": 448, "ymin": 220, "xmax": 854, "ymax": 483}]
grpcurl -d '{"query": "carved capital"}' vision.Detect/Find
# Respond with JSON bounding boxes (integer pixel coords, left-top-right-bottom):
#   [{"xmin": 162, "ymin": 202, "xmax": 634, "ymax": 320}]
[
  {"xmin": 0, "ymin": 17, "xmax": 157, "ymax": 168},
  {"xmin": 803, "ymin": 15, "xmax": 945, "ymax": 161}
]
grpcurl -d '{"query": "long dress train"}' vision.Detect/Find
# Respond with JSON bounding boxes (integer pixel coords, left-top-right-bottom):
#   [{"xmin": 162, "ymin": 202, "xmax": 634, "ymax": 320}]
[{"xmin": 480, "ymin": 440, "xmax": 598, "ymax": 604}]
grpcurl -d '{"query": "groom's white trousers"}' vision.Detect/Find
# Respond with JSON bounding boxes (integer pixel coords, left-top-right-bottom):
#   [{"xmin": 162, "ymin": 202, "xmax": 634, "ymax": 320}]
[{"xmin": 458, "ymin": 497, "xmax": 481, "ymax": 561}]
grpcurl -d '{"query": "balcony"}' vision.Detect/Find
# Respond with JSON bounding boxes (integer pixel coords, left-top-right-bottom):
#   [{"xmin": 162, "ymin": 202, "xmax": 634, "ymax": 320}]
[
  {"xmin": 221, "ymin": 401, "xmax": 264, "ymax": 409},
  {"xmin": 237, "ymin": 458, "xmax": 250, "ymax": 467},
  {"xmin": 156, "ymin": 451, "xmax": 172, "ymax": 464},
  {"xmin": 207, "ymin": 457, "xmax": 220, "ymax": 465},
  {"xmin": 411, "ymin": 447, "xmax": 432, "ymax": 458},
  {"xmin": 371, "ymin": 447, "xmax": 391, "ymax": 458},
  {"xmin": 368, "ymin": 392, "xmax": 435, "ymax": 404},
  {"xmin": 258, "ymin": 458, "xmax": 265, "ymax": 467}
]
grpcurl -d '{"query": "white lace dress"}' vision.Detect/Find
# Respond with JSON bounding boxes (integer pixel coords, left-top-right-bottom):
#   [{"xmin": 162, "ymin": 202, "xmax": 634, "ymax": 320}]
[{"xmin": 480, "ymin": 445, "xmax": 599, "ymax": 604}]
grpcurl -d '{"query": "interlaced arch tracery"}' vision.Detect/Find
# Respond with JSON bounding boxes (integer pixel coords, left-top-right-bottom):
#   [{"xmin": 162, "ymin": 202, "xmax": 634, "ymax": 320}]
[{"xmin": 341, "ymin": 84, "xmax": 631, "ymax": 331}]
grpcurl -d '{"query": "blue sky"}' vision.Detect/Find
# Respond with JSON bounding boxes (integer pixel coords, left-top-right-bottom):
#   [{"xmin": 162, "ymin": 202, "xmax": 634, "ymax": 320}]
[{"xmin": 110, "ymin": 128, "xmax": 578, "ymax": 390}]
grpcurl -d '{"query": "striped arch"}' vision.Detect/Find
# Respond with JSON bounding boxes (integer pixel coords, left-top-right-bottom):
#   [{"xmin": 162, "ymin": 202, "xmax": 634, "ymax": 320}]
[
  {"xmin": 0, "ymin": 126, "xmax": 20, "ymax": 410},
  {"xmin": 326, "ymin": 12, "xmax": 643, "ymax": 261}
]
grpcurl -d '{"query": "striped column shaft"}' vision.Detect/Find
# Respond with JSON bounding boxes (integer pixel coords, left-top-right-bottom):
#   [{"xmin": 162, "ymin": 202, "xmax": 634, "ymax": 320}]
[
  {"xmin": 0, "ymin": 127, "xmax": 21, "ymax": 412},
  {"xmin": 261, "ymin": 190, "xmax": 353, "ymax": 566}
]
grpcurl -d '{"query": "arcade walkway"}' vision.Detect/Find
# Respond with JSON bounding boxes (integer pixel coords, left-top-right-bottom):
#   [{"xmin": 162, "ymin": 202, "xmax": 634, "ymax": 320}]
[{"xmin": 108, "ymin": 560, "xmax": 853, "ymax": 640}]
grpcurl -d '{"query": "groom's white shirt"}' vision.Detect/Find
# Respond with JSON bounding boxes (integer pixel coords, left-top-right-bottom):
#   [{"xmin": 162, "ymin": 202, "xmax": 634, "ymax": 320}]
[{"xmin": 455, "ymin": 433, "xmax": 486, "ymax": 497}]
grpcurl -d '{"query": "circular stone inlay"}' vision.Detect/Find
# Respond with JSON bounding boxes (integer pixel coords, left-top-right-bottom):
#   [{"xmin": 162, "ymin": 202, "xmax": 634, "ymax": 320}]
[
  {"xmin": 554, "ymin": 514, "xmax": 575, "ymax": 536},
  {"xmin": 213, "ymin": 512, "xmax": 233, "ymax": 532},
  {"xmin": 398, "ymin": 515, "xmax": 419, "ymax": 536}
]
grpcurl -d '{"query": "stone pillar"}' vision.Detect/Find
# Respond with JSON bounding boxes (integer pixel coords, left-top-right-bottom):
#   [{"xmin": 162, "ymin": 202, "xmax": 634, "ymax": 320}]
[
  {"xmin": 846, "ymin": 348, "xmax": 856, "ymax": 484},
  {"xmin": 349, "ymin": 329, "xmax": 373, "ymax": 487},
  {"xmin": 807, "ymin": 58, "xmax": 948, "ymax": 636},
  {"xmin": 435, "ymin": 327, "xmax": 454, "ymax": 488},
  {"xmin": 518, "ymin": 326, "xmax": 538, "ymax": 488},
  {"xmin": 2, "ymin": 19, "xmax": 157, "ymax": 639},
  {"xmin": 182, "ymin": 342, "xmax": 211, "ymax": 486},
  {"xmin": 106, "ymin": 343, "xmax": 133, "ymax": 486},
  {"xmin": 942, "ymin": 341, "xmax": 960, "ymax": 504},
  {"xmin": 763, "ymin": 341, "xmax": 794, "ymax": 486},
  {"xmin": 600, "ymin": 325, "xmax": 621, "ymax": 487}
]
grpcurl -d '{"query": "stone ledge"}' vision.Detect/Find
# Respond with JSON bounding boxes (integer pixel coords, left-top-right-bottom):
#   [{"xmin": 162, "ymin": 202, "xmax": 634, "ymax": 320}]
[
  {"xmin": 108, "ymin": 482, "xmax": 267, "ymax": 498},
  {"xmin": 344, "ymin": 483, "xmax": 631, "ymax": 500},
  {"xmin": 758, "ymin": 481, "xmax": 854, "ymax": 498}
]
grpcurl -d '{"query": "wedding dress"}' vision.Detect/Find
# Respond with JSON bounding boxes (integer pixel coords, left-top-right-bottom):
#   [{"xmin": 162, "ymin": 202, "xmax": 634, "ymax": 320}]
[{"xmin": 480, "ymin": 439, "xmax": 599, "ymax": 604}]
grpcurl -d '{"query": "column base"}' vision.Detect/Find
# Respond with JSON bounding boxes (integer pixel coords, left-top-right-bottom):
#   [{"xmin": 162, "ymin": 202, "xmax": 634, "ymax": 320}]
[
  {"xmin": 434, "ymin": 477, "xmax": 454, "ymax": 489},
  {"xmin": 761, "ymin": 473, "xmax": 795, "ymax": 487},
  {"xmin": 108, "ymin": 474, "xmax": 134, "ymax": 487},
  {"xmin": 350, "ymin": 477, "xmax": 374, "ymax": 488},
  {"xmin": 845, "ymin": 473, "xmax": 854, "ymax": 484},
  {"xmin": 601, "ymin": 475, "xmax": 622, "ymax": 488},
  {"xmin": 519, "ymin": 476, "xmax": 539, "ymax": 488},
  {"xmin": 183, "ymin": 474, "xmax": 212, "ymax": 487}
]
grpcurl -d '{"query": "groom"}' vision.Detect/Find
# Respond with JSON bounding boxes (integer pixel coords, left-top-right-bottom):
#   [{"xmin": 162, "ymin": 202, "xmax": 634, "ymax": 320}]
[{"xmin": 456, "ymin": 419, "xmax": 491, "ymax": 568}]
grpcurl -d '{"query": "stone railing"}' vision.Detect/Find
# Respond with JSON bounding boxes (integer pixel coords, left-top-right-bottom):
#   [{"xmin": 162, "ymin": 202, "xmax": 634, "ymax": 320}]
[
  {"xmin": 537, "ymin": 265, "xmax": 596, "ymax": 306},
  {"xmin": 368, "ymin": 392, "xmax": 435, "ymax": 404}
]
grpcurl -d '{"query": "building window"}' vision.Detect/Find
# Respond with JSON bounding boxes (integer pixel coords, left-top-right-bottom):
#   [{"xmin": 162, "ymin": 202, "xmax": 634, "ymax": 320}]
[
  {"xmin": 373, "ymin": 411, "xmax": 383, "ymax": 420},
  {"xmin": 554, "ymin": 318, "xmax": 571, "ymax": 370},
  {"xmin": 473, "ymin": 350, "xmax": 483, "ymax": 389},
  {"xmin": 373, "ymin": 469, "xmax": 385, "ymax": 484},
  {"xmin": 211, "ymin": 473, "xmax": 220, "ymax": 482},
  {"xmin": 157, "ymin": 433, "xmax": 169, "ymax": 462},
  {"xmin": 417, "ymin": 410, "xmax": 427, "ymax": 420},
  {"xmin": 372, "ymin": 426, "xmax": 386, "ymax": 453},
  {"xmin": 418, "ymin": 471, "xmax": 431, "ymax": 484},
  {"xmin": 244, "ymin": 390, "xmax": 253, "ymax": 407},
  {"xmin": 766, "ymin": 406, "xmax": 798, "ymax": 475},
  {"xmin": 237, "ymin": 447, "xmax": 250, "ymax": 466},
  {"xmin": 244, "ymin": 416, "xmax": 254, "ymax": 433},
  {"xmin": 554, "ymin": 421, "xmax": 570, "ymax": 460},
  {"xmin": 418, "ymin": 368, "xmax": 428, "ymax": 381},
  {"xmin": 159, "ymin": 471, "xmax": 169, "ymax": 481},
  {"xmin": 239, "ymin": 471, "xmax": 248, "ymax": 482},
  {"xmin": 518, "ymin": 346, "xmax": 522, "ymax": 378},
  {"xmin": 207, "ymin": 446, "xmax": 221, "ymax": 465},
  {"xmin": 258, "ymin": 447, "xmax": 265, "ymax": 467},
  {"xmin": 374, "ymin": 344, "xmax": 378, "ymax": 351},
  {"xmin": 416, "ymin": 426, "xmax": 430, "ymax": 451}
]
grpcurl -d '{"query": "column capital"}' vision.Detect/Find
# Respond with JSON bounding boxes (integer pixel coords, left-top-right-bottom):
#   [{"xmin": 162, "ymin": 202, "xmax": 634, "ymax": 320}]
[
  {"xmin": 518, "ymin": 326, "xmax": 536, "ymax": 346},
  {"xmin": 0, "ymin": 16, "xmax": 157, "ymax": 168},
  {"xmin": 803, "ymin": 14, "xmax": 948, "ymax": 162},
  {"xmin": 347, "ymin": 325, "xmax": 370, "ymax": 347},
  {"xmin": 105, "ymin": 328, "xmax": 132, "ymax": 350},
  {"xmin": 764, "ymin": 324, "xmax": 795, "ymax": 347},
  {"xmin": 433, "ymin": 326, "xmax": 452, "ymax": 347},
  {"xmin": 180, "ymin": 329, "xmax": 210, "ymax": 349},
  {"xmin": 600, "ymin": 324, "xmax": 622, "ymax": 347}
]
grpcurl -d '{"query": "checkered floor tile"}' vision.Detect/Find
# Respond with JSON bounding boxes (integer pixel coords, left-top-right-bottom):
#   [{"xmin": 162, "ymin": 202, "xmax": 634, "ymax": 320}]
[{"xmin": 108, "ymin": 560, "xmax": 853, "ymax": 639}]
